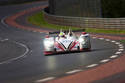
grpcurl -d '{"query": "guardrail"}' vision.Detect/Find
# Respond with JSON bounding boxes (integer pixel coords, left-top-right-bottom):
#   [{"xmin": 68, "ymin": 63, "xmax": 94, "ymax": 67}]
[
  {"xmin": 43, "ymin": 8, "xmax": 125, "ymax": 30},
  {"xmin": 0, "ymin": 0, "xmax": 47, "ymax": 5}
]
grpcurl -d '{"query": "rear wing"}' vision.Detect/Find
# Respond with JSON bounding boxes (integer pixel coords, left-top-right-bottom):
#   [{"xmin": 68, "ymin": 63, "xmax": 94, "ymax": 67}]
[{"xmin": 48, "ymin": 29, "xmax": 85, "ymax": 35}]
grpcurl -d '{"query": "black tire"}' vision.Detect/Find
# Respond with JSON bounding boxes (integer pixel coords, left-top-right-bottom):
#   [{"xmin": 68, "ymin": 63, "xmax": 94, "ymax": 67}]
[
  {"xmin": 77, "ymin": 46, "xmax": 80, "ymax": 51},
  {"xmin": 54, "ymin": 48, "xmax": 56, "ymax": 52}
]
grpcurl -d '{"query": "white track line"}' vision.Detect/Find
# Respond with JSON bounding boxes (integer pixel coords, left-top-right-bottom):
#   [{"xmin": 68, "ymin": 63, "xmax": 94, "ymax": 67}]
[
  {"xmin": 110, "ymin": 55, "xmax": 118, "ymax": 59},
  {"xmin": 86, "ymin": 64, "xmax": 98, "ymax": 68},
  {"xmin": 0, "ymin": 41, "xmax": 29, "ymax": 64},
  {"xmin": 92, "ymin": 37, "xmax": 97, "ymax": 39},
  {"xmin": 0, "ymin": 38, "xmax": 8, "ymax": 42},
  {"xmin": 105, "ymin": 39, "xmax": 110, "ymax": 41},
  {"xmin": 99, "ymin": 38, "xmax": 104, "ymax": 40},
  {"xmin": 119, "ymin": 44, "xmax": 123, "ymax": 47},
  {"xmin": 119, "ymin": 46, "xmax": 124, "ymax": 49},
  {"xmin": 35, "ymin": 77, "xmax": 55, "ymax": 83},
  {"xmin": 115, "ymin": 51, "xmax": 122, "ymax": 55},
  {"xmin": 115, "ymin": 42, "xmax": 120, "ymax": 45},
  {"xmin": 1, "ymin": 16, "xmax": 10, "ymax": 27},
  {"xmin": 66, "ymin": 69, "xmax": 82, "ymax": 74},
  {"xmin": 118, "ymin": 49, "xmax": 124, "ymax": 51},
  {"xmin": 40, "ymin": 32, "xmax": 43, "ymax": 33},
  {"xmin": 111, "ymin": 41, "xmax": 116, "ymax": 43},
  {"xmin": 100, "ymin": 59, "xmax": 110, "ymax": 63}
]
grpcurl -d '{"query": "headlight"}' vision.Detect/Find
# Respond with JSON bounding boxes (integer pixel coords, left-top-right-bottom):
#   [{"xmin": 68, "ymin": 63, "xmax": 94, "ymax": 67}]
[
  {"xmin": 44, "ymin": 41, "xmax": 54, "ymax": 47},
  {"xmin": 79, "ymin": 38, "xmax": 86, "ymax": 44},
  {"xmin": 79, "ymin": 38, "xmax": 84, "ymax": 42}
]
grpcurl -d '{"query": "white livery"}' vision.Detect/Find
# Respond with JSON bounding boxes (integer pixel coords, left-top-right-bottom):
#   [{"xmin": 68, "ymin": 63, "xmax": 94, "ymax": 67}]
[{"xmin": 43, "ymin": 29, "xmax": 91, "ymax": 55}]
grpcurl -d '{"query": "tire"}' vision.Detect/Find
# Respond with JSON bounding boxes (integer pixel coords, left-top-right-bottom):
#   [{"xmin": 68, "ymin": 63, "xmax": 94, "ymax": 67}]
[
  {"xmin": 54, "ymin": 48, "xmax": 56, "ymax": 52},
  {"xmin": 77, "ymin": 46, "xmax": 80, "ymax": 51}
]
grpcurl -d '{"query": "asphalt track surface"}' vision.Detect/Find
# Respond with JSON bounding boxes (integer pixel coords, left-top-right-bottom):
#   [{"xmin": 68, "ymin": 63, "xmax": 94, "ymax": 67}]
[{"xmin": 0, "ymin": 1, "xmax": 123, "ymax": 83}]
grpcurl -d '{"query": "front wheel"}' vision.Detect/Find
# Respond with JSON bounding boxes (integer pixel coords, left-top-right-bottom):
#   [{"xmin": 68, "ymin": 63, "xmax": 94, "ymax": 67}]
[
  {"xmin": 54, "ymin": 48, "xmax": 56, "ymax": 52},
  {"xmin": 77, "ymin": 46, "xmax": 80, "ymax": 51}
]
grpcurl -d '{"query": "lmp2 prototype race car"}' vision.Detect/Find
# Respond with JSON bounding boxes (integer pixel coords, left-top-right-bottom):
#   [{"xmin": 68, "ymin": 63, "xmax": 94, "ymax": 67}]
[{"xmin": 43, "ymin": 29, "xmax": 91, "ymax": 55}]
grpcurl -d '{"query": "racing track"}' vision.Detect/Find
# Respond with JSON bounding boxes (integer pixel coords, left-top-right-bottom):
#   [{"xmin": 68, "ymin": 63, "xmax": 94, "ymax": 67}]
[{"xmin": 0, "ymin": 1, "xmax": 124, "ymax": 83}]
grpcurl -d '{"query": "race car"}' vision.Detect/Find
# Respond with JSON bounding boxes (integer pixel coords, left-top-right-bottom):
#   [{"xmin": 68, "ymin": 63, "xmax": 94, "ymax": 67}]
[{"xmin": 43, "ymin": 29, "xmax": 91, "ymax": 55}]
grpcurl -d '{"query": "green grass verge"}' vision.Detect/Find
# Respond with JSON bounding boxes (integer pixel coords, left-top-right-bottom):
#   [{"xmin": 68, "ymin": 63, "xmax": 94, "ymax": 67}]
[
  {"xmin": 28, "ymin": 11, "xmax": 125, "ymax": 34},
  {"xmin": 86, "ymin": 28, "xmax": 125, "ymax": 34},
  {"xmin": 120, "ymin": 40, "xmax": 125, "ymax": 43},
  {"xmin": 28, "ymin": 12, "xmax": 80, "ymax": 30}
]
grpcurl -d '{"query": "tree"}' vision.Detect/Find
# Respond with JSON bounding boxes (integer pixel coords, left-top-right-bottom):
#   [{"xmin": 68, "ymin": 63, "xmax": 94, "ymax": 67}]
[{"xmin": 102, "ymin": 0, "xmax": 125, "ymax": 18}]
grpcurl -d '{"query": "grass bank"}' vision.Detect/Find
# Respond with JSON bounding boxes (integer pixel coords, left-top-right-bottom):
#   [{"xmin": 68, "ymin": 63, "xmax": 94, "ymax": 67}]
[
  {"xmin": 120, "ymin": 40, "xmax": 125, "ymax": 43},
  {"xmin": 28, "ymin": 12, "xmax": 79, "ymax": 30},
  {"xmin": 28, "ymin": 11, "xmax": 125, "ymax": 34}
]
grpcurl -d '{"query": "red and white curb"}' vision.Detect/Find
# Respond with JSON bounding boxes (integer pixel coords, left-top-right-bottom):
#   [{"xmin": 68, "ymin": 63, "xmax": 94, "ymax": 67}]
[{"xmin": 3, "ymin": 5, "xmax": 51, "ymax": 33}]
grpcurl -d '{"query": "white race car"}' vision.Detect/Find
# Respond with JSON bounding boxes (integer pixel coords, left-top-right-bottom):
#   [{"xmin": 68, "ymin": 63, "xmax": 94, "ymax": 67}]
[{"xmin": 43, "ymin": 29, "xmax": 91, "ymax": 55}]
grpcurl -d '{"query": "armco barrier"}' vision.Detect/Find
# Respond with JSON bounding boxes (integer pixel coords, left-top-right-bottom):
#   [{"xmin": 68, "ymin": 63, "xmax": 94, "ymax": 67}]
[
  {"xmin": 43, "ymin": 8, "xmax": 125, "ymax": 30},
  {"xmin": 0, "ymin": 0, "xmax": 47, "ymax": 5}
]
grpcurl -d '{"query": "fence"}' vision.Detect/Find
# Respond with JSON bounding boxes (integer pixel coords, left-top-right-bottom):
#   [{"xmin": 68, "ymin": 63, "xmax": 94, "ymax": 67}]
[{"xmin": 43, "ymin": 8, "xmax": 125, "ymax": 30}]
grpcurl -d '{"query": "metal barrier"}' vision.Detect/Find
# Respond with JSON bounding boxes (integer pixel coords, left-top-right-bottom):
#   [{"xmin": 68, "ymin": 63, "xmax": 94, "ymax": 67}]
[
  {"xmin": 43, "ymin": 8, "xmax": 125, "ymax": 30},
  {"xmin": 0, "ymin": 0, "xmax": 46, "ymax": 5}
]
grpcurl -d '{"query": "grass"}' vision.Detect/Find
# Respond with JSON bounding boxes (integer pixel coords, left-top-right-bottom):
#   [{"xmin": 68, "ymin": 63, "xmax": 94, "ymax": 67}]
[
  {"xmin": 28, "ymin": 12, "xmax": 80, "ymax": 30},
  {"xmin": 86, "ymin": 28, "xmax": 125, "ymax": 34},
  {"xmin": 120, "ymin": 40, "xmax": 125, "ymax": 43},
  {"xmin": 28, "ymin": 11, "xmax": 125, "ymax": 34}
]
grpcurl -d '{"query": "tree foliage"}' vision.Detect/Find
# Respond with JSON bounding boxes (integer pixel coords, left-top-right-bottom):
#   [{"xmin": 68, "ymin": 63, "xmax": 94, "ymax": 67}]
[{"xmin": 102, "ymin": 0, "xmax": 125, "ymax": 18}]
